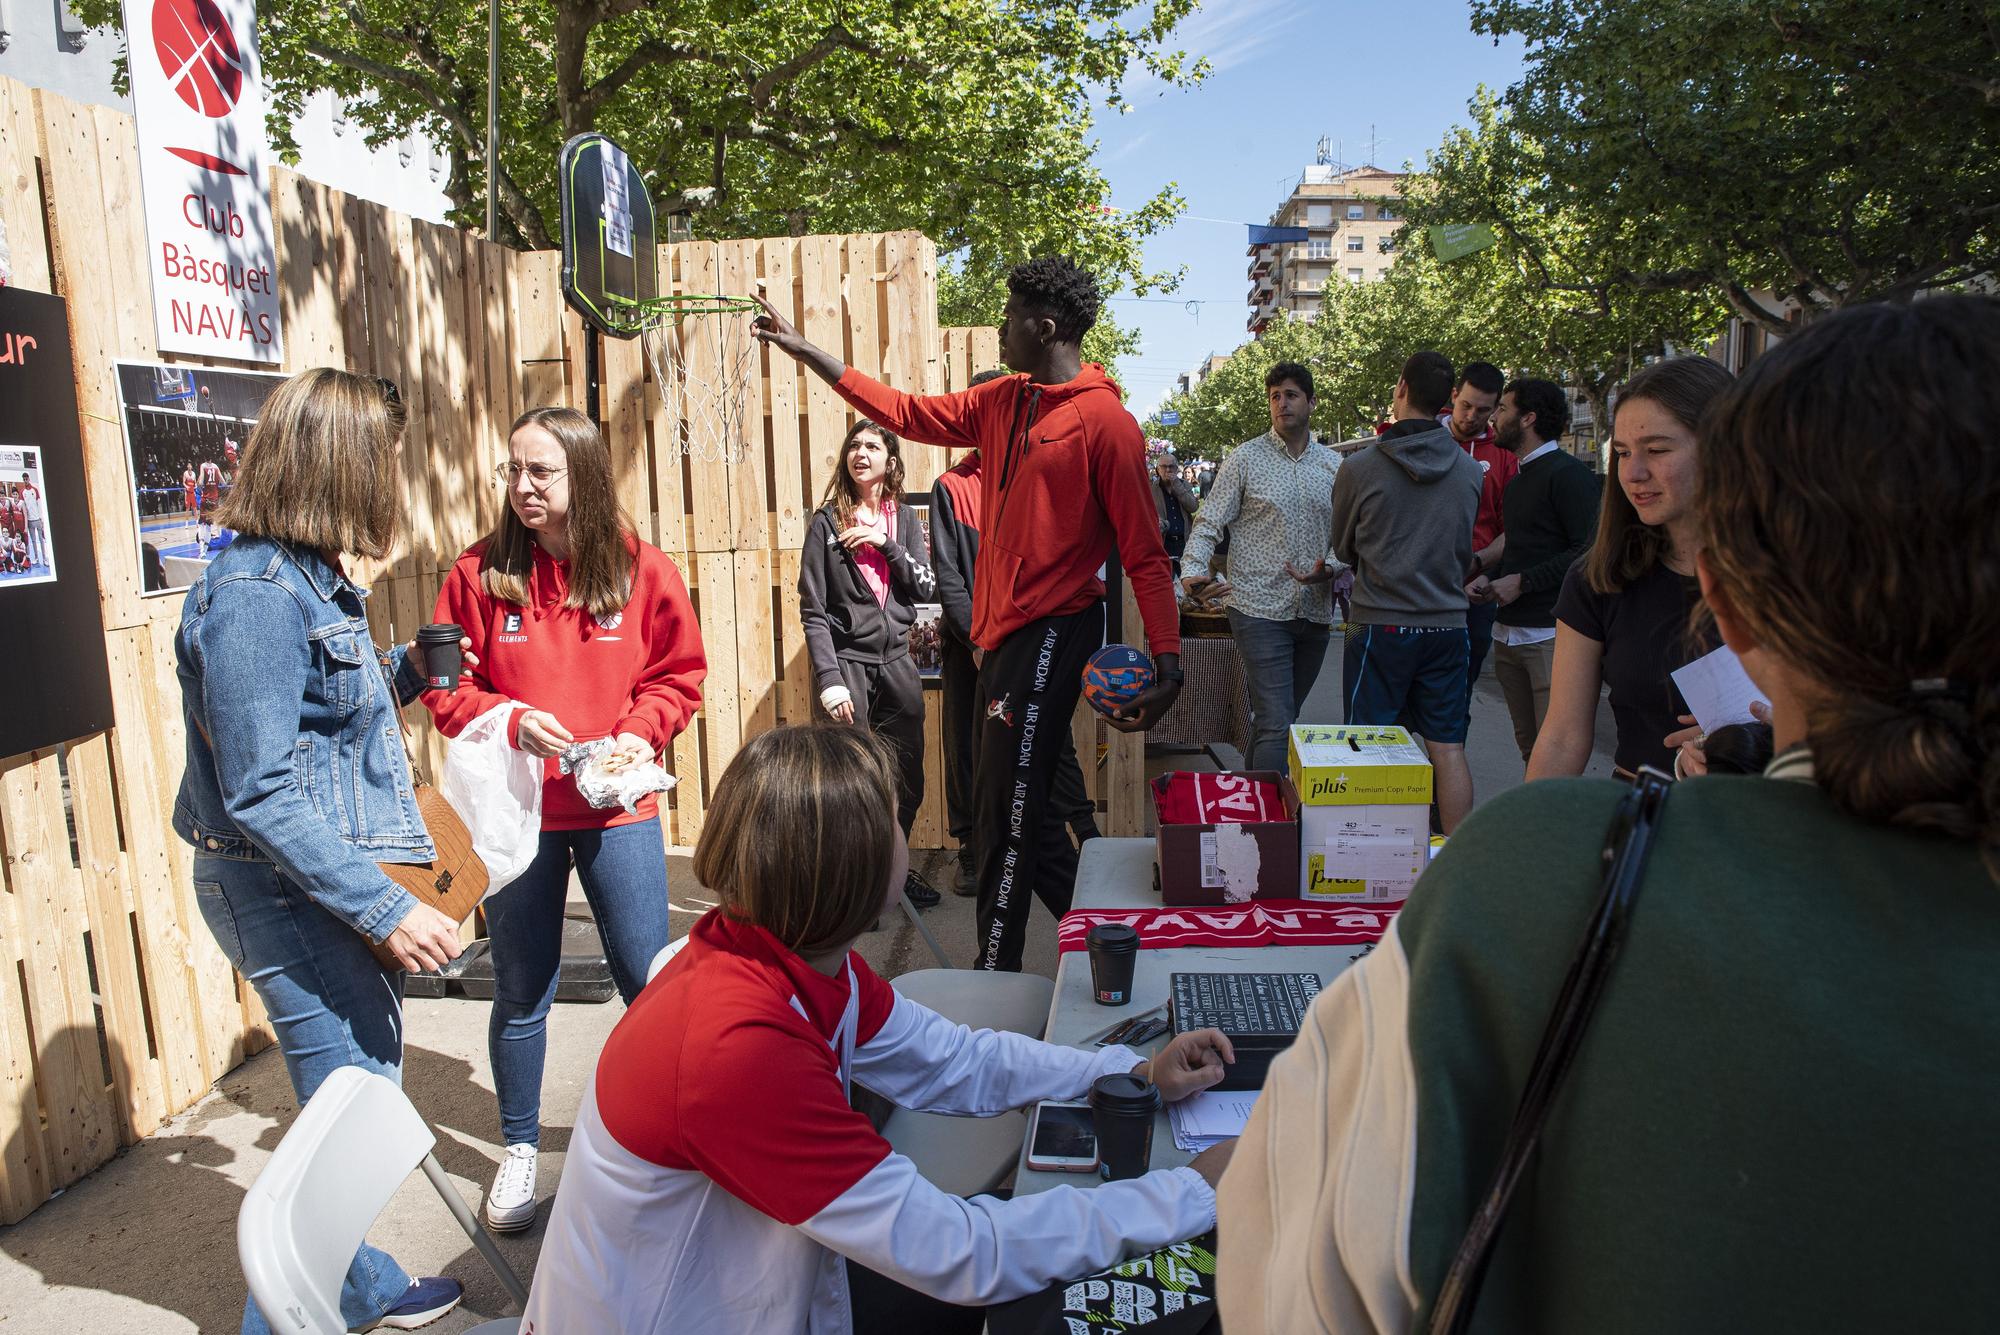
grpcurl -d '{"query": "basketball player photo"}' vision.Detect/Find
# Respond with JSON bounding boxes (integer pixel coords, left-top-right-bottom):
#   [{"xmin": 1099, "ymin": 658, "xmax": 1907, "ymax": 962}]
[
  {"xmin": 115, "ymin": 361, "xmax": 284, "ymax": 595},
  {"xmin": 0, "ymin": 447, "xmax": 59, "ymax": 588}
]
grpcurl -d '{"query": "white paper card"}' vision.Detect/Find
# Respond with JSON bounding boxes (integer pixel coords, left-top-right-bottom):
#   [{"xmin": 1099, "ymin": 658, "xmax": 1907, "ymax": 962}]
[
  {"xmin": 1671, "ymin": 645, "xmax": 1765, "ymax": 733},
  {"xmin": 1198, "ymin": 831, "xmax": 1222, "ymax": 888},
  {"xmin": 601, "ymin": 145, "xmax": 634, "ymax": 258}
]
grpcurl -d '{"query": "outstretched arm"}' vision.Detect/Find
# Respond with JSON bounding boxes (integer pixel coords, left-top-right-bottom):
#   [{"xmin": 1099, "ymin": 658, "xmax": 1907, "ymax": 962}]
[{"xmin": 754, "ymin": 292, "xmax": 992, "ymax": 449}]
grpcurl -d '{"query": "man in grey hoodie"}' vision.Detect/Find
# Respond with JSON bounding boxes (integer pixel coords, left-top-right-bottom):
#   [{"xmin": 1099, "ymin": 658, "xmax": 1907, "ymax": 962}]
[{"xmin": 1330, "ymin": 350, "xmax": 1483, "ymax": 831}]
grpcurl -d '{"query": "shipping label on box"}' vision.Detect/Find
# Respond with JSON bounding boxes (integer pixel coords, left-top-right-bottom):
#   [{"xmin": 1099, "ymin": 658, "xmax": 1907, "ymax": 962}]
[
  {"xmin": 1299, "ymin": 803, "xmax": 1429, "ymax": 900},
  {"xmin": 1287, "ymin": 724, "xmax": 1434, "ymax": 806}
]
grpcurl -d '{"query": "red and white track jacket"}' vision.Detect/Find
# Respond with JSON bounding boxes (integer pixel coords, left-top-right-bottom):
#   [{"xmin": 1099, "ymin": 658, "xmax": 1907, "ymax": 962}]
[{"xmin": 522, "ymin": 912, "xmax": 1216, "ymax": 1334}]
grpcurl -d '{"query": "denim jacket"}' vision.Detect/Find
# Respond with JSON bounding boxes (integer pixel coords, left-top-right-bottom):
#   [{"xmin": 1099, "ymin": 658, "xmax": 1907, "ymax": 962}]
[{"xmin": 174, "ymin": 537, "xmax": 432, "ymax": 943}]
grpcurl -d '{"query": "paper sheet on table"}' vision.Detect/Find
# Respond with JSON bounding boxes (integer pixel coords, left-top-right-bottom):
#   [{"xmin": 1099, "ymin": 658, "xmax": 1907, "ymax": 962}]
[
  {"xmin": 1168, "ymin": 1089, "xmax": 1261, "ymax": 1152},
  {"xmin": 1671, "ymin": 645, "xmax": 1766, "ymax": 733}
]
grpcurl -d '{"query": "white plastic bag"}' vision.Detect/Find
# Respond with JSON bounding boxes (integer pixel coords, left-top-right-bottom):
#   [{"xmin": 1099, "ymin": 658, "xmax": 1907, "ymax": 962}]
[{"xmin": 438, "ymin": 703, "xmax": 542, "ymax": 897}]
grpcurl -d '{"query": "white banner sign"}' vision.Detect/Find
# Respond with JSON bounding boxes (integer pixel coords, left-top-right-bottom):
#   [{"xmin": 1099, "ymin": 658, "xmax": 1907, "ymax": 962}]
[{"xmin": 124, "ymin": 0, "xmax": 283, "ymax": 362}]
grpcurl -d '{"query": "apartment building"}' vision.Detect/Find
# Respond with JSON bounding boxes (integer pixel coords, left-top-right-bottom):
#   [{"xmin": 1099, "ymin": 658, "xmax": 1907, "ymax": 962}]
[
  {"xmin": 1175, "ymin": 351, "xmax": 1233, "ymax": 398},
  {"xmin": 1248, "ymin": 164, "xmax": 1406, "ymax": 335}
]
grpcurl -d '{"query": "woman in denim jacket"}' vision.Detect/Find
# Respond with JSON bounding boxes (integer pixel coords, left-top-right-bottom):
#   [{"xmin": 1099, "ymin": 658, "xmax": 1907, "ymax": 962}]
[{"xmin": 175, "ymin": 369, "xmax": 468, "ymax": 1334}]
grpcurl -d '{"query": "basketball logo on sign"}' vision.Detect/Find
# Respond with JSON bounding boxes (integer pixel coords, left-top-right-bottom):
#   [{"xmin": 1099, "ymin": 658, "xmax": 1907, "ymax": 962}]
[{"xmin": 152, "ymin": 0, "xmax": 245, "ymax": 118}]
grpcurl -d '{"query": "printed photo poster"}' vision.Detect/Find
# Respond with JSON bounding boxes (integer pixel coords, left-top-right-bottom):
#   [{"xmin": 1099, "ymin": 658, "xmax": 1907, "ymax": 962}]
[
  {"xmin": 0, "ymin": 447, "xmax": 59, "ymax": 587},
  {"xmin": 0, "ymin": 288, "xmax": 116, "ymax": 756},
  {"xmin": 115, "ymin": 360, "xmax": 286, "ymax": 594}
]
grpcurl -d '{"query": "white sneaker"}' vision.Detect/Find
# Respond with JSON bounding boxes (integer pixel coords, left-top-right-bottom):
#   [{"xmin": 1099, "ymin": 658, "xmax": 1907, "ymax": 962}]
[{"xmin": 484, "ymin": 1143, "xmax": 538, "ymax": 1233}]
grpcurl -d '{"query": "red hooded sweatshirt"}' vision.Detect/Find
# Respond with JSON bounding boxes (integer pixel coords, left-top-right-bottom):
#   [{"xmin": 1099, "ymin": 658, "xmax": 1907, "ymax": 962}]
[
  {"xmin": 833, "ymin": 365, "xmax": 1180, "ymax": 657},
  {"xmin": 424, "ymin": 538, "xmax": 707, "ymax": 830}
]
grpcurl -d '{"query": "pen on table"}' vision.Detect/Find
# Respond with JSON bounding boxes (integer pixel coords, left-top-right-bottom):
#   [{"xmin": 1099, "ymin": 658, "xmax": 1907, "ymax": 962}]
[{"xmin": 1081, "ymin": 1001, "xmax": 1167, "ymax": 1048}]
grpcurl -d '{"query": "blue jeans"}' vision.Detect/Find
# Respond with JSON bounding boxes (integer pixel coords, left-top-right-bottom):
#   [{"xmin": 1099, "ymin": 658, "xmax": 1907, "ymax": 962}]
[
  {"xmin": 486, "ymin": 818, "xmax": 672, "ymax": 1146},
  {"xmin": 192, "ymin": 855, "xmax": 414, "ymax": 1335},
  {"xmin": 1228, "ymin": 611, "xmax": 1333, "ymax": 772}
]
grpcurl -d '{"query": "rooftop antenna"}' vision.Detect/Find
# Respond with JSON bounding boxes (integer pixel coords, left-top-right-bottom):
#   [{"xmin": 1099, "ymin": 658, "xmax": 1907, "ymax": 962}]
[{"xmin": 1369, "ymin": 124, "xmax": 1378, "ymax": 168}]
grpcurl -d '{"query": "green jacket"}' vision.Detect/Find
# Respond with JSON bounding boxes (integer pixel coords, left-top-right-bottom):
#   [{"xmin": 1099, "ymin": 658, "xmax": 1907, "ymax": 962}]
[{"xmin": 1219, "ymin": 760, "xmax": 2000, "ymax": 1332}]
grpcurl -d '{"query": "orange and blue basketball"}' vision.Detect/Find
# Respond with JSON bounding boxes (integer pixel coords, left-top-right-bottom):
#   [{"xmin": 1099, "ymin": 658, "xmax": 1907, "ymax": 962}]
[{"xmin": 1082, "ymin": 644, "xmax": 1155, "ymax": 718}]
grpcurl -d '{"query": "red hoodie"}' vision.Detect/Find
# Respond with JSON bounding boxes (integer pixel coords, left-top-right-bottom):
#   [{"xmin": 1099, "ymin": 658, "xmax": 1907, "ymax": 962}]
[
  {"xmin": 834, "ymin": 365, "xmax": 1180, "ymax": 656},
  {"xmin": 425, "ymin": 538, "xmax": 707, "ymax": 830}
]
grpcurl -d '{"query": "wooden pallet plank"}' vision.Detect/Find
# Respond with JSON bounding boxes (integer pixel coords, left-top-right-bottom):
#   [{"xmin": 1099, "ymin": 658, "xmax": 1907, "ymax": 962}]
[
  {"xmin": 732, "ymin": 550, "xmax": 777, "ymax": 743},
  {"xmin": 760, "ymin": 239, "xmax": 807, "ymax": 549},
  {"xmin": 0, "ymin": 79, "xmax": 51, "ymax": 293},
  {"xmin": 843, "ymin": 234, "xmax": 883, "ymax": 385},
  {"xmin": 101, "ymin": 624, "xmax": 212, "ymax": 1109},
  {"xmin": 37, "ymin": 90, "xmax": 148, "ymax": 633},
  {"xmin": 63, "ymin": 733, "xmax": 166, "ymax": 1141},
  {"xmin": 275, "ymin": 169, "xmax": 345, "ymax": 372},
  {"xmin": 694, "ymin": 551, "xmax": 742, "ymax": 806},
  {"xmin": 0, "ymin": 752, "xmax": 119, "ymax": 1188},
  {"xmin": 475, "ymin": 238, "xmax": 517, "ymax": 538},
  {"xmin": 602, "ymin": 327, "xmax": 649, "ymax": 541},
  {"xmin": 719, "ymin": 239, "xmax": 769, "ymax": 552},
  {"xmin": 513, "ymin": 249, "xmax": 569, "ymax": 413},
  {"xmin": 677, "ymin": 243, "xmax": 735, "ymax": 551},
  {"xmin": 381, "ymin": 210, "xmax": 442, "ymax": 581},
  {"xmin": 798, "ymin": 235, "xmax": 848, "ymax": 506},
  {"xmin": 416, "ymin": 221, "xmax": 479, "ymax": 561},
  {"xmin": 0, "ymin": 876, "xmax": 50, "ymax": 1222},
  {"xmin": 912, "ymin": 697, "xmax": 945, "ymax": 848},
  {"xmin": 775, "ymin": 548, "xmax": 808, "ymax": 725}
]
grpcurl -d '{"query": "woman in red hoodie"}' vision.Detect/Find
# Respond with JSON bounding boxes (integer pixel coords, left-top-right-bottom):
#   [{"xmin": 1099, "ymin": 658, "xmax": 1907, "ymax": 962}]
[{"xmin": 426, "ymin": 406, "xmax": 706, "ymax": 1235}]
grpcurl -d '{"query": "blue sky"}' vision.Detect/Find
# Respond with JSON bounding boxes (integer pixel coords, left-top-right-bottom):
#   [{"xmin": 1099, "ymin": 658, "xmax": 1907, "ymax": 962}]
[{"xmin": 1092, "ymin": 0, "xmax": 1527, "ymax": 414}]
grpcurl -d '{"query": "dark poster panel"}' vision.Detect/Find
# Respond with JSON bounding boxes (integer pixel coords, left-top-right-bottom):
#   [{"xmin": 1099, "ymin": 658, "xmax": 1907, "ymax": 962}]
[{"xmin": 0, "ymin": 288, "xmax": 115, "ymax": 756}]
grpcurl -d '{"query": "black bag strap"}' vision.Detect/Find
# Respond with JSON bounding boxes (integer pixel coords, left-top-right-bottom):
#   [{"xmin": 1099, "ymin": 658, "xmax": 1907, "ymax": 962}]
[{"xmin": 1424, "ymin": 768, "xmax": 1673, "ymax": 1335}]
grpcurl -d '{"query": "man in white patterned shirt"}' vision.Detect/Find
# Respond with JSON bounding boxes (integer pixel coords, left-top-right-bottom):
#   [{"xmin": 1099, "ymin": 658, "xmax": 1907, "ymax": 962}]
[{"xmin": 1181, "ymin": 362, "xmax": 1345, "ymax": 771}]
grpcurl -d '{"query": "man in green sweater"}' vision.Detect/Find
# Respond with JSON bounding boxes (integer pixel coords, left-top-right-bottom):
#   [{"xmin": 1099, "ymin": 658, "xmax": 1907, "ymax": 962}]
[{"xmin": 1468, "ymin": 378, "xmax": 1599, "ymax": 763}]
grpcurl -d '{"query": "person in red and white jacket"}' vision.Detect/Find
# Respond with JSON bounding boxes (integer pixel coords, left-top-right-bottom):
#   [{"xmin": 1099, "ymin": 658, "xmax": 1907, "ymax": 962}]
[
  {"xmin": 524, "ymin": 724, "xmax": 1235, "ymax": 1335},
  {"xmin": 425, "ymin": 406, "xmax": 706, "ymax": 1236},
  {"xmin": 756, "ymin": 256, "xmax": 1183, "ymax": 973}
]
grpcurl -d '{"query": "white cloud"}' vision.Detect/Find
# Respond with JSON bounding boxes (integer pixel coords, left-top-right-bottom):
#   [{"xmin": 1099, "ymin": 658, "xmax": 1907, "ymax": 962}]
[{"xmin": 1118, "ymin": 0, "xmax": 1305, "ymax": 103}]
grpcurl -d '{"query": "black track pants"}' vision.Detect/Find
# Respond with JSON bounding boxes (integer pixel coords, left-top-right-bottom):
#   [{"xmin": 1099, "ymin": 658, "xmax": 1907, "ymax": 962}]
[
  {"xmin": 822, "ymin": 654, "xmax": 926, "ymax": 836},
  {"xmin": 940, "ymin": 637, "xmax": 979, "ymax": 846},
  {"xmin": 972, "ymin": 604, "xmax": 1104, "ymax": 971}
]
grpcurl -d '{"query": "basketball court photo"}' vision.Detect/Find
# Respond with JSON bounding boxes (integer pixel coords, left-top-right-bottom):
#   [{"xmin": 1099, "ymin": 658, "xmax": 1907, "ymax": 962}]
[{"xmin": 115, "ymin": 361, "xmax": 285, "ymax": 593}]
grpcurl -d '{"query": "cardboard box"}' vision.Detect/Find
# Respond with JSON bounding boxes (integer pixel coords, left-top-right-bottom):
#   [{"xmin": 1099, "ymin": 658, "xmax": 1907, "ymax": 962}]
[
  {"xmin": 1153, "ymin": 771, "xmax": 1301, "ymax": 905},
  {"xmin": 1287, "ymin": 724, "xmax": 1434, "ymax": 807},
  {"xmin": 1299, "ymin": 802, "xmax": 1429, "ymax": 900}
]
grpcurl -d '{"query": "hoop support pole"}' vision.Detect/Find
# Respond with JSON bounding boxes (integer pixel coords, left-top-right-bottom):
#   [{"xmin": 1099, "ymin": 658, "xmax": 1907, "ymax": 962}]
[{"xmin": 585, "ymin": 327, "xmax": 601, "ymax": 423}]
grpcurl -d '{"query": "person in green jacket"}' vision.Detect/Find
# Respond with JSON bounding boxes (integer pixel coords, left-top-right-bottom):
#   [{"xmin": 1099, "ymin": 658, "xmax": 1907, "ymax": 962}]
[{"xmin": 1218, "ymin": 294, "xmax": 2000, "ymax": 1334}]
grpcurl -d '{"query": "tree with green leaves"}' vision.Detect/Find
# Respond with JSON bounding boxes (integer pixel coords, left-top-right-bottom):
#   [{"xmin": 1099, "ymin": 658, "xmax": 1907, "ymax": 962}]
[
  {"xmin": 75, "ymin": 0, "xmax": 1200, "ymax": 371},
  {"xmin": 1395, "ymin": 94, "xmax": 1731, "ymax": 438},
  {"xmin": 1446, "ymin": 0, "xmax": 2000, "ymax": 332}
]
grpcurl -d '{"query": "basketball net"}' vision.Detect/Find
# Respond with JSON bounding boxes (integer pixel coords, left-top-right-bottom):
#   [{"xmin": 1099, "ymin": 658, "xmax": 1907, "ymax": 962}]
[{"xmin": 620, "ymin": 295, "xmax": 762, "ymax": 464}]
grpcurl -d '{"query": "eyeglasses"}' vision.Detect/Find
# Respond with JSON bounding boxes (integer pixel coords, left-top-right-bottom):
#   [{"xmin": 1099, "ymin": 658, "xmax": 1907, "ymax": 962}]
[
  {"xmin": 493, "ymin": 461, "xmax": 568, "ymax": 489},
  {"xmin": 369, "ymin": 375, "xmax": 403, "ymax": 408}
]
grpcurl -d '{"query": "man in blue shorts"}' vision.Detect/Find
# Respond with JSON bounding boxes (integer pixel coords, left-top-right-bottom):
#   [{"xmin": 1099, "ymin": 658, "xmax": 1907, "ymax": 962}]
[{"xmin": 1330, "ymin": 351, "xmax": 1483, "ymax": 831}]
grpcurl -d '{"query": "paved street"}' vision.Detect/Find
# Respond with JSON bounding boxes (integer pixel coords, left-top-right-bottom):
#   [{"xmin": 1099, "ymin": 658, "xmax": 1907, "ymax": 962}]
[{"xmin": 0, "ymin": 637, "xmax": 1615, "ymax": 1332}]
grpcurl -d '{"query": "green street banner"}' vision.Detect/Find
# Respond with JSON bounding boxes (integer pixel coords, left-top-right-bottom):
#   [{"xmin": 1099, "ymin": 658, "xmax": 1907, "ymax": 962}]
[{"xmin": 1429, "ymin": 223, "xmax": 1500, "ymax": 262}]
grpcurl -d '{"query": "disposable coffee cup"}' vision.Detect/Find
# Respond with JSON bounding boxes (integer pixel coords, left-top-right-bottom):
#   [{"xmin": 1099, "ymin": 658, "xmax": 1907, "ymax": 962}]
[
  {"xmin": 416, "ymin": 622, "xmax": 464, "ymax": 691},
  {"xmin": 1090, "ymin": 1071, "xmax": 1161, "ymax": 1181},
  {"xmin": 1086, "ymin": 922, "xmax": 1140, "ymax": 1006}
]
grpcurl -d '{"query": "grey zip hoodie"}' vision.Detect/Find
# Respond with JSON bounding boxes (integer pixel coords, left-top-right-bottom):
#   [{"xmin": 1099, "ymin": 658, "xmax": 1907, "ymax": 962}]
[{"xmin": 1329, "ymin": 420, "xmax": 1482, "ymax": 627}]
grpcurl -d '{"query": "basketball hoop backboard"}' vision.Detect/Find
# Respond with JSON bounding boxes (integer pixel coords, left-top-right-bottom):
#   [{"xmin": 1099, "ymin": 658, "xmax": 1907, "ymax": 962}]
[{"xmin": 558, "ymin": 133, "xmax": 659, "ymax": 338}]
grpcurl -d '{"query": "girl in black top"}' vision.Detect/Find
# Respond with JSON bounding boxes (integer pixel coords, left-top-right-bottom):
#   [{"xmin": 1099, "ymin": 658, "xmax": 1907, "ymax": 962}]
[
  {"xmin": 1528, "ymin": 358, "xmax": 1735, "ymax": 778},
  {"xmin": 798, "ymin": 419, "xmax": 941, "ymax": 903}
]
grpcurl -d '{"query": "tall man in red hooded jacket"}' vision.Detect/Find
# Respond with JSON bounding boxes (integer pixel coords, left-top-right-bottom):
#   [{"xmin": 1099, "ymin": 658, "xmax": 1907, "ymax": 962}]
[{"xmin": 756, "ymin": 256, "xmax": 1183, "ymax": 971}]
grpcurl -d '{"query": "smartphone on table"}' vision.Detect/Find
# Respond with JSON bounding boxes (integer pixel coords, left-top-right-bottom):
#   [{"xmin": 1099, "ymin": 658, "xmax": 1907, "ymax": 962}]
[{"xmin": 1025, "ymin": 1099, "xmax": 1099, "ymax": 1173}]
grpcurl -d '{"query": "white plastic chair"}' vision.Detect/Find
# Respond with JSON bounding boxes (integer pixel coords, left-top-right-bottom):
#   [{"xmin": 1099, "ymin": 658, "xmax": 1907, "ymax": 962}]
[
  {"xmin": 880, "ymin": 968, "xmax": 1056, "ymax": 1196},
  {"xmin": 238, "ymin": 1065, "xmax": 529, "ymax": 1334}
]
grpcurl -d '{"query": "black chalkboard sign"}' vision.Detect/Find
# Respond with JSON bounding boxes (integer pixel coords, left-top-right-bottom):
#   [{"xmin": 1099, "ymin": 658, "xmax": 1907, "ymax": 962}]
[{"xmin": 0, "ymin": 288, "xmax": 115, "ymax": 756}]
